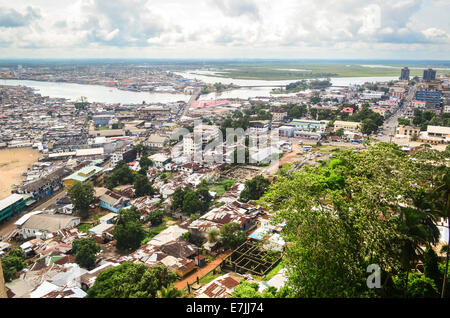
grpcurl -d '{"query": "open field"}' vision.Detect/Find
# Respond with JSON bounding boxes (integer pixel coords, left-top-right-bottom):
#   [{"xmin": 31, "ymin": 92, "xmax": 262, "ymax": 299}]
[
  {"xmin": 199, "ymin": 62, "xmax": 450, "ymax": 80},
  {"xmin": 0, "ymin": 148, "xmax": 41, "ymax": 199}
]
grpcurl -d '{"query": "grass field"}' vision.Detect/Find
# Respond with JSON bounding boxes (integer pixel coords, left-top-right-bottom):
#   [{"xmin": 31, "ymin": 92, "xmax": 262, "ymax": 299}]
[{"xmin": 199, "ymin": 62, "xmax": 450, "ymax": 80}]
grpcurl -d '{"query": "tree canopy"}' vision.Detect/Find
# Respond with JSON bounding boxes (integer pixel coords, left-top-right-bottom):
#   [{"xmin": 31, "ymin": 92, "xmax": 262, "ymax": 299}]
[
  {"xmin": 87, "ymin": 263, "xmax": 177, "ymax": 298},
  {"xmin": 67, "ymin": 181, "xmax": 95, "ymax": 218},
  {"xmin": 260, "ymin": 143, "xmax": 446, "ymax": 297}
]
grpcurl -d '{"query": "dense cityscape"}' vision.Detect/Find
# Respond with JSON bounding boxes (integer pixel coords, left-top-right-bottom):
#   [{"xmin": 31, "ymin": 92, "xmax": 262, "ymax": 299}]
[{"xmin": 0, "ymin": 0, "xmax": 449, "ymax": 308}]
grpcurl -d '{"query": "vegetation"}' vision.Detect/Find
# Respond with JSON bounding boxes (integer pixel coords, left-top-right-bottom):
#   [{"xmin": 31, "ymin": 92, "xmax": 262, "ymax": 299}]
[
  {"xmin": 134, "ymin": 174, "xmax": 156, "ymax": 198},
  {"xmin": 219, "ymin": 222, "xmax": 246, "ymax": 250},
  {"xmin": 230, "ymin": 281, "xmax": 279, "ymax": 298},
  {"xmin": 87, "ymin": 263, "xmax": 177, "ymax": 298},
  {"xmin": 413, "ymin": 109, "xmax": 450, "ymax": 131},
  {"xmin": 1, "ymin": 249, "xmax": 27, "ymax": 282},
  {"xmin": 240, "ymin": 175, "xmax": 271, "ymax": 203},
  {"xmin": 260, "ymin": 143, "xmax": 448, "ymax": 298},
  {"xmin": 113, "ymin": 207, "xmax": 146, "ymax": 251},
  {"xmin": 171, "ymin": 187, "xmax": 212, "ymax": 215},
  {"xmin": 148, "ymin": 209, "xmax": 164, "ymax": 226},
  {"xmin": 67, "ymin": 181, "xmax": 95, "ymax": 219},
  {"xmin": 105, "ymin": 161, "xmax": 135, "ymax": 189},
  {"xmin": 272, "ymin": 79, "xmax": 332, "ymax": 94},
  {"xmin": 72, "ymin": 238, "xmax": 101, "ymax": 269}
]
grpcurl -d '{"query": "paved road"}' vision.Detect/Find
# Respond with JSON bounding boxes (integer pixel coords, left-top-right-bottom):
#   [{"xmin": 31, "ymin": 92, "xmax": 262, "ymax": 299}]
[
  {"xmin": 375, "ymin": 84, "xmax": 417, "ymax": 143},
  {"xmin": 180, "ymin": 88, "xmax": 201, "ymax": 118}
]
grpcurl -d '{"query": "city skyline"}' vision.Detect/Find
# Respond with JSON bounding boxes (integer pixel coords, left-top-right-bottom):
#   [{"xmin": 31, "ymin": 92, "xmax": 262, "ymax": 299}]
[{"xmin": 0, "ymin": 0, "xmax": 449, "ymax": 60}]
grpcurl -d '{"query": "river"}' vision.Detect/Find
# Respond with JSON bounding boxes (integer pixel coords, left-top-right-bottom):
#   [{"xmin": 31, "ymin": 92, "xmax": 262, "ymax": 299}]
[
  {"xmin": 0, "ymin": 79, "xmax": 191, "ymax": 104},
  {"xmin": 1, "ymin": 72, "xmax": 399, "ymax": 103},
  {"xmin": 175, "ymin": 71, "xmax": 399, "ymax": 100}
]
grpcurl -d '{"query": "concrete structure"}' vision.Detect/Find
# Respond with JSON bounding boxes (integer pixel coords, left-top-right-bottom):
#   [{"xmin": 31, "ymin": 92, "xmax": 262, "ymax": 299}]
[
  {"xmin": 333, "ymin": 120, "xmax": 361, "ymax": 133},
  {"xmin": 63, "ymin": 166, "xmax": 103, "ymax": 191},
  {"xmin": 18, "ymin": 214, "xmax": 81, "ymax": 239},
  {"xmin": 423, "ymin": 68, "xmax": 436, "ymax": 82},
  {"xmin": 0, "ymin": 194, "xmax": 28, "ymax": 224},
  {"xmin": 400, "ymin": 67, "xmax": 410, "ymax": 81},
  {"xmin": 288, "ymin": 119, "xmax": 329, "ymax": 133}
]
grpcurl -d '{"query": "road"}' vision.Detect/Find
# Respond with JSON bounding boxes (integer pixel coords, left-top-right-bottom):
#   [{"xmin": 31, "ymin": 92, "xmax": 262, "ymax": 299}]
[
  {"xmin": 375, "ymin": 84, "xmax": 417, "ymax": 143},
  {"xmin": 180, "ymin": 88, "xmax": 201, "ymax": 118}
]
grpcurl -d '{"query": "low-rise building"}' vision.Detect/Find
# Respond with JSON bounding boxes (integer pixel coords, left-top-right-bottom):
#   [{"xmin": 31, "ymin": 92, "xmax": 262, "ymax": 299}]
[{"xmin": 333, "ymin": 120, "xmax": 361, "ymax": 133}]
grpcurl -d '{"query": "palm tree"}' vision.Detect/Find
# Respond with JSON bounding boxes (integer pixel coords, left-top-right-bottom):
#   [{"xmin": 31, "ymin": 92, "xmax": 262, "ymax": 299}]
[
  {"xmin": 398, "ymin": 207, "xmax": 440, "ymax": 297},
  {"xmin": 433, "ymin": 169, "xmax": 450, "ymax": 298},
  {"xmin": 156, "ymin": 286, "xmax": 183, "ymax": 298}
]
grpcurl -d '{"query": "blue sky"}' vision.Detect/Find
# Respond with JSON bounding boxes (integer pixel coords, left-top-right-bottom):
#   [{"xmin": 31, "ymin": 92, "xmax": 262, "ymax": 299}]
[{"xmin": 0, "ymin": 0, "xmax": 448, "ymax": 59}]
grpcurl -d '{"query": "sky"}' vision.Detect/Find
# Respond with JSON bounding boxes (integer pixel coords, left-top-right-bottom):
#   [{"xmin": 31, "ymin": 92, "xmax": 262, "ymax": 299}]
[{"xmin": 0, "ymin": 0, "xmax": 448, "ymax": 60}]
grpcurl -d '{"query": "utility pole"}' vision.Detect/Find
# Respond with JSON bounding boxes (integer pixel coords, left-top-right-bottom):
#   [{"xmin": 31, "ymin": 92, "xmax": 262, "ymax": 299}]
[{"xmin": 0, "ymin": 258, "xmax": 7, "ymax": 298}]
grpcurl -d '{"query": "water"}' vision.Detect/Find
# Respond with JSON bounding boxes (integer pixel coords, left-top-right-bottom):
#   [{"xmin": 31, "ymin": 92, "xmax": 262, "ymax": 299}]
[
  {"xmin": 176, "ymin": 71, "xmax": 398, "ymax": 100},
  {"xmin": 0, "ymin": 79, "xmax": 190, "ymax": 104},
  {"xmin": 1, "ymin": 72, "xmax": 400, "ymax": 102}
]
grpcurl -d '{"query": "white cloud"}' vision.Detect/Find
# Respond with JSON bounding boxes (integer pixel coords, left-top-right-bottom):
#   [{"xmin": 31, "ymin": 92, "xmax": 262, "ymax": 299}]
[{"xmin": 0, "ymin": 0, "xmax": 448, "ymax": 58}]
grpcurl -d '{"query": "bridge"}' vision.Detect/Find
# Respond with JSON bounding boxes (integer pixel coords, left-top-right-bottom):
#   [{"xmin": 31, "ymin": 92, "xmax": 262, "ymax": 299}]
[{"xmin": 236, "ymin": 85, "xmax": 350, "ymax": 89}]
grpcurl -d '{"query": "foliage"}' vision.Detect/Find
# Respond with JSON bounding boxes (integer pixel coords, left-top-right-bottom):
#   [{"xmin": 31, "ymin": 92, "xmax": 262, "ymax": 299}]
[
  {"xmin": 149, "ymin": 209, "xmax": 164, "ymax": 226},
  {"xmin": 171, "ymin": 187, "xmax": 211, "ymax": 215},
  {"xmin": 134, "ymin": 174, "xmax": 156, "ymax": 198},
  {"xmin": 72, "ymin": 238, "xmax": 100, "ymax": 269},
  {"xmin": 424, "ymin": 246, "xmax": 441, "ymax": 287},
  {"xmin": 398, "ymin": 118, "xmax": 411, "ymax": 126},
  {"xmin": 240, "ymin": 175, "xmax": 270, "ymax": 203},
  {"xmin": 113, "ymin": 207, "xmax": 145, "ymax": 251},
  {"xmin": 67, "ymin": 181, "xmax": 95, "ymax": 218},
  {"xmin": 219, "ymin": 222, "xmax": 246, "ymax": 250},
  {"xmin": 1, "ymin": 249, "xmax": 26, "ymax": 282},
  {"xmin": 413, "ymin": 109, "xmax": 450, "ymax": 131},
  {"xmin": 259, "ymin": 143, "xmax": 443, "ymax": 297},
  {"xmin": 87, "ymin": 263, "xmax": 177, "ymax": 298},
  {"xmin": 106, "ymin": 161, "xmax": 135, "ymax": 189},
  {"xmin": 230, "ymin": 281, "xmax": 278, "ymax": 298}
]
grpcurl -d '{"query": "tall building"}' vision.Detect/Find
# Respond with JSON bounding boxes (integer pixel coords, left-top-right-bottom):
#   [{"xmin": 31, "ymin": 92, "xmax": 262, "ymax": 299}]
[
  {"xmin": 415, "ymin": 90, "xmax": 441, "ymax": 106},
  {"xmin": 423, "ymin": 68, "xmax": 436, "ymax": 82},
  {"xmin": 400, "ymin": 67, "xmax": 410, "ymax": 81}
]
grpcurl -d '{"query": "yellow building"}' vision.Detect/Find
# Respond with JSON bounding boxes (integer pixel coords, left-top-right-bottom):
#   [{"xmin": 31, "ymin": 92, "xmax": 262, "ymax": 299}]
[
  {"xmin": 63, "ymin": 166, "xmax": 104, "ymax": 191},
  {"xmin": 333, "ymin": 120, "xmax": 361, "ymax": 133}
]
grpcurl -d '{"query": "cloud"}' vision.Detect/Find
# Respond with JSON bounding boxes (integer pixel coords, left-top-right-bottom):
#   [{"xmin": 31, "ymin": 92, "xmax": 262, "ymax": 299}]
[
  {"xmin": 212, "ymin": 0, "xmax": 261, "ymax": 19},
  {"xmin": 0, "ymin": 0, "xmax": 448, "ymax": 58},
  {"xmin": 75, "ymin": 0, "xmax": 172, "ymax": 46},
  {"xmin": 0, "ymin": 6, "xmax": 41, "ymax": 28}
]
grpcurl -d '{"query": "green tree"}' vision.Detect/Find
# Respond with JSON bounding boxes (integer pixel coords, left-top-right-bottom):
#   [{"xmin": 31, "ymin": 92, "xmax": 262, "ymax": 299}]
[
  {"xmin": 260, "ymin": 143, "xmax": 442, "ymax": 297},
  {"xmin": 424, "ymin": 246, "xmax": 441, "ymax": 288},
  {"xmin": 106, "ymin": 161, "xmax": 135, "ymax": 189},
  {"xmin": 171, "ymin": 187, "xmax": 186, "ymax": 211},
  {"xmin": 113, "ymin": 207, "xmax": 145, "ymax": 251},
  {"xmin": 1, "ymin": 249, "xmax": 26, "ymax": 282},
  {"xmin": 149, "ymin": 210, "xmax": 164, "ymax": 226},
  {"xmin": 67, "ymin": 181, "xmax": 95, "ymax": 218},
  {"xmin": 230, "ymin": 281, "xmax": 278, "ymax": 298},
  {"xmin": 134, "ymin": 174, "xmax": 155, "ymax": 198},
  {"xmin": 72, "ymin": 238, "xmax": 100, "ymax": 269},
  {"xmin": 156, "ymin": 286, "xmax": 184, "ymax": 298},
  {"xmin": 182, "ymin": 189, "xmax": 202, "ymax": 215},
  {"xmin": 139, "ymin": 153, "xmax": 153, "ymax": 171},
  {"xmin": 87, "ymin": 263, "xmax": 177, "ymax": 298},
  {"xmin": 219, "ymin": 222, "xmax": 246, "ymax": 250},
  {"xmin": 240, "ymin": 175, "xmax": 270, "ymax": 203}
]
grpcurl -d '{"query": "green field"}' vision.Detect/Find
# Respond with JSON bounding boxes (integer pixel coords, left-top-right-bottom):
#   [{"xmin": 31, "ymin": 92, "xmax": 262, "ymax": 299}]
[{"xmin": 197, "ymin": 62, "xmax": 450, "ymax": 80}]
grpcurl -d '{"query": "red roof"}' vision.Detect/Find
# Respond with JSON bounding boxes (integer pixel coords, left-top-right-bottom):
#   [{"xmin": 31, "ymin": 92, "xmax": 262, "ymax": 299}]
[{"xmin": 190, "ymin": 100, "xmax": 230, "ymax": 109}]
